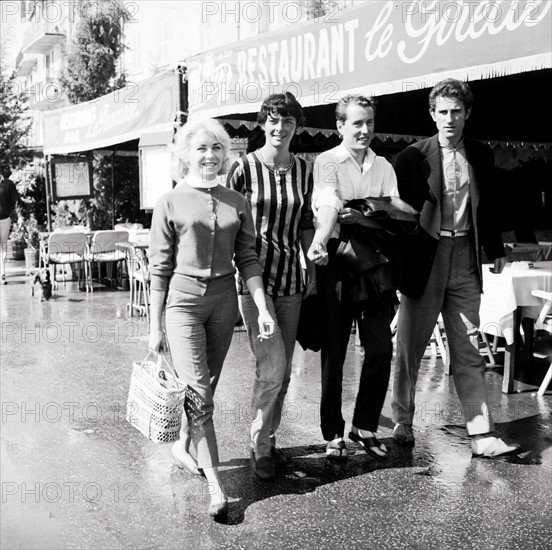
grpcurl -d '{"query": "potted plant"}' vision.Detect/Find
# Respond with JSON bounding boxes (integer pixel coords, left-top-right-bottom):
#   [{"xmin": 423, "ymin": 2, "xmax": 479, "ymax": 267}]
[
  {"xmin": 21, "ymin": 214, "xmax": 41, "ymax": 269},
  {"xmin": 7, "ymin": 216, "xmax": 25, "ymax": 261}
]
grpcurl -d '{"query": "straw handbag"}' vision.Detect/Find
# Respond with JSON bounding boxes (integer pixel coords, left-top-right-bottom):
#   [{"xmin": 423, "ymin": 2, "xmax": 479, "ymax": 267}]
[{"xmin": 126, "ymin": 352, "xmax": 186, "ymax": 443}]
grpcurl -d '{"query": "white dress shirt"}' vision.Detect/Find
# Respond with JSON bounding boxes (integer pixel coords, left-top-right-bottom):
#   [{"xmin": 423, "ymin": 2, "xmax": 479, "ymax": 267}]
[{"xmin": 312, "ymin": 142, "xmax": 398, "ymax": 239}]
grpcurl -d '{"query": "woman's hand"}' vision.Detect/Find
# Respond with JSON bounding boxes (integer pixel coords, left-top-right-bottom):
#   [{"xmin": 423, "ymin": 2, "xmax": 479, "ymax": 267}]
[
  {"xmin": 149, "ymin": 326, "xmax": 168, "ymax": 354},
  {"xmin": 303, "ymin": 280, "xmax": 317, "ymax": 298},
  {"xmin": 257, "ymin": 310, "xmax": 276, "ymax": 341}
]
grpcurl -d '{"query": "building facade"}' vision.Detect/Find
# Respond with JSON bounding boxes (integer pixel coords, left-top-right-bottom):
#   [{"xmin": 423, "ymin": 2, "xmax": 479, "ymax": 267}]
[{"xmin": 3, "ymin": 0, "xmax": 360, "ymax": 150}]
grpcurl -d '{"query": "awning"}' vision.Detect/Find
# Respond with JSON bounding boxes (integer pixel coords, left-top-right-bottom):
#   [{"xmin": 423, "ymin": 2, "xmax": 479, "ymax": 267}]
[
  {"xmin": 43, "ymin": 70, "xmax": 178, "ymax": 155},
  {"xmin": 186, "ymin": 0, "xmax": 551, "ymax": 119}
]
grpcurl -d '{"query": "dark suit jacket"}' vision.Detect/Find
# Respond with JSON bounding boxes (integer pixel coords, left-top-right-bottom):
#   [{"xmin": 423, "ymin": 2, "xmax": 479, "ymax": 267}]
[{"xmin": 394, "ymin": 134, "xmax": 505, "ymax": 298}]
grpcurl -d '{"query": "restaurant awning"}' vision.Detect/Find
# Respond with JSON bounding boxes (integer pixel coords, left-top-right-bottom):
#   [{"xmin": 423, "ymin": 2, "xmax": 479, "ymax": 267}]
[
  {"xmin": 186, "ymin": 0, "xmax": 551, "ymax": 120},
  {"xmin": 43, "ymin": 70, "xmax": 178, "ymax": 155}
]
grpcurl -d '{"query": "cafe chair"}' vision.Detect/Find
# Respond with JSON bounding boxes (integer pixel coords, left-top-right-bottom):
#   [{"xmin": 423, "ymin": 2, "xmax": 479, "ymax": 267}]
[
  {"xmin": 531, "ymin": 290, "xmax": 552, "ymax": 395},
  {"xmin": 535, "ymin": 229, "xmax": 552, "ymax": 244},
  {"xmin": 115, "ymin": 223, "xmax": 146, "ymax": 243},
  {"xmin": 429, "ymin": 315, "xmax": 450, "ymax": 372},
  {"xmin": 126, "ymin": 245, "xmax": 150, "ymax": 321},
  {"xmin": 114, "ymin": 222, "xmax": 143, "ymax": 231},
  {"xmin": 429, "ymin": 315, "xmax": 496, "ymax": 374},
  {"xmin": 85, "ymin": 230, "xmax": 129, "ymax": 292},
  {"xmin": 42, "ymin": 231, "xmax": 88, "ymax": 290},
  {"xmin": 129, "ymin": 229, "xmax": 150, "ymax": 247},
  {"xmin": 501, "ymin": 230, "xmax": 517, "ymax": 244}
]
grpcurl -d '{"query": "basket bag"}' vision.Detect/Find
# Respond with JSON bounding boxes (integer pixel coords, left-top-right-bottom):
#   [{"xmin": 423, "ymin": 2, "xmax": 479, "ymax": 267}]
[{"xmin": 126, "ymin": 352, "xmax": 186, "ymax": 443}]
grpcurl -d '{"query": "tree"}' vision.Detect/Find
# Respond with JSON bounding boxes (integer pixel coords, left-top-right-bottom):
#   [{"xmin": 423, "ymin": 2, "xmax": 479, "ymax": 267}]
[
  {"xmin": 305, "ymin": 0, "xmax": 332, "ymax": 20},
  {"xmin": 59, "ymin": 0, "xmax": 134, "ymax": 229},
  {"xmin": 60, "ymin": 0, "xmax": 131, "ymax": 104},
  {"xmin": 0, "ymin": 41, "xmax": 32, "ymax": 173}
]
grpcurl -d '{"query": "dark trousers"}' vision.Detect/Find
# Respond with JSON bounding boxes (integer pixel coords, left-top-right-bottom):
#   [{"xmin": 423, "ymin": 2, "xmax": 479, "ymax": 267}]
[{"xmin": 317, "ymin": 240, "xmax": 393, "ymax": 440}]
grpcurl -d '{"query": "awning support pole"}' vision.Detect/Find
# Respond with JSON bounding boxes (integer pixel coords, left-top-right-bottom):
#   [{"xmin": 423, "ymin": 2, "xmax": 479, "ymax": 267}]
[
  {"xmin": 45, "ymin": 155, "xmax": 52, "ymax": 232},
  {"xmin": 111, "ymin": 148, "xmax": 115, "ymax": 229}
]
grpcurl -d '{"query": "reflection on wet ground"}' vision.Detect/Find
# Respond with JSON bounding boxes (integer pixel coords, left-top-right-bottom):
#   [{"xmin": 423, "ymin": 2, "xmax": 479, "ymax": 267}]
[{"xmin": 1, "ymin": 268, "xmax": 551, "ymax": 549}]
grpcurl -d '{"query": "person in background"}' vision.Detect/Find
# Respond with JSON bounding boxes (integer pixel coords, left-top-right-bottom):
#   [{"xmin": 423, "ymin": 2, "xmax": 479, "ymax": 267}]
[
  {"xmin": 227, "ymin": 92, "xmax": 316, "ymax": 480},
  {"xmin": 307, "ymin": 94, "xmax": 398, "ymax": 461},
  {"xmin": 391, "ymin": 78, "xmax": 521, "ymax": 458},
  {"xmin": 148, "ymin": 119, "xmax": 275, "ymax": 518},
  {"xmin": 0, "ymin": 168, "xmax": 20, "ymax": 284}
]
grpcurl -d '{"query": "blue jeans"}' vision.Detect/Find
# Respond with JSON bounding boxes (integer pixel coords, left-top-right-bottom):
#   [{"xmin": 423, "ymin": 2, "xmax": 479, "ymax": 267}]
[
  {"xmin": 239, "ymin": 293, "xmax": 302, "ymax": 458},
  {"xmin": 165, "ymin": 285, "xmax": 238, "ymax": 468}
]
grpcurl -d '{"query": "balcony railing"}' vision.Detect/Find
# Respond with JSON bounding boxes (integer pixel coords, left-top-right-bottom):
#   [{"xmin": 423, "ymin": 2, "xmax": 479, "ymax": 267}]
[
  {"xmin": 15, "ymin": 52, "xmax": 40, "ymax": 77},
  {"xmin": 22, "ymin": 20, "xmax": 66, "ymax": 55}
]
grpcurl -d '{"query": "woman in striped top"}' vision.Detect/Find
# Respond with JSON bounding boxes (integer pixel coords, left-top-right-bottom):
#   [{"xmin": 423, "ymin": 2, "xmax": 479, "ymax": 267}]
[{"xmin": 227, "ymin": 93, "xmax": 316, "ymax": 480}]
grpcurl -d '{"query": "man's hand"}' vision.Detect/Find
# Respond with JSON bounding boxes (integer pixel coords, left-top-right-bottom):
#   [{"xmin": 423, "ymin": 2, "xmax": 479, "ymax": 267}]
[
  {"xmin": 337, "ymin": 207, "xmax": 363, "ymax": 225},
  {"xmin": 307, "ymin": 242, "xmax": 328, "ymax": 266},
  {"xmin": 490, "ymin": 257, "xmax": 506, "ymax": 274}
]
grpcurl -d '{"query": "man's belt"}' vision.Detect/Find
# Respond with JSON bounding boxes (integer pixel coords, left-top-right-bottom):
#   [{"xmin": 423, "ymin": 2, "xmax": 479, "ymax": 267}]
[{"xmin": 440, "ymin": 229, "xmax": 470, "ymax": 237}]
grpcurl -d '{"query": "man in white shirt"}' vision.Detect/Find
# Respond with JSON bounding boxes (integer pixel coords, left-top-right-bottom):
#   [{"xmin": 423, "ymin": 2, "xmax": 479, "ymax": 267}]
[{"xmin": 308, "ymin": 95, "xmax": 398, "ymax": 461}]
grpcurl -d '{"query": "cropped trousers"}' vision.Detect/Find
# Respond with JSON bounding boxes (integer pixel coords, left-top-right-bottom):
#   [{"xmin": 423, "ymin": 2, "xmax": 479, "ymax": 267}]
[{"xmin": 165, "ymin": 284, "xmax": 238, "ymax": 468}]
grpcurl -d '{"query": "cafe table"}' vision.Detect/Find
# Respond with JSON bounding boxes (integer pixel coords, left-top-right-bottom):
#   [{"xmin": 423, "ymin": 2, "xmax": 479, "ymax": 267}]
[{"xmin": 479, "ymin": 261, "xmax": 552, "ymax": 393}]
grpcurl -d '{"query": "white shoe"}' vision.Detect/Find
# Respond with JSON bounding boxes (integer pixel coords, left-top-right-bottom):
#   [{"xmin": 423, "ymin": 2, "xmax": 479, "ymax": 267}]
[{"xmin": 471, "ymin": 435, "xmax": 521, "ymax": 458}]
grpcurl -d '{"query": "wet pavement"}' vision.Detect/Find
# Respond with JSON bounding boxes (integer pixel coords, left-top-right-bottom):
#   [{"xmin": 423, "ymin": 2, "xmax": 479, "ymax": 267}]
[{"xmin": 1, "ymin": 262, "xmax": 551, "ymax": 550}]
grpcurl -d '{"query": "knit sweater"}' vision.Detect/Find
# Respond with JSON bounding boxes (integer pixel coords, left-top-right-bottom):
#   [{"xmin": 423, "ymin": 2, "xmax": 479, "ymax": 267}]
[{"xmin": 149, "ymin": 183, "xmax": 262, "ymax": 295}]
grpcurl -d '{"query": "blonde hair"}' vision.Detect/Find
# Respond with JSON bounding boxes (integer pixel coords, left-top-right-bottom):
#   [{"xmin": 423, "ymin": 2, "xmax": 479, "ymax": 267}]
[{"xmin": 170, "ymin": 119, "xmax": 231, "ymax": 181}]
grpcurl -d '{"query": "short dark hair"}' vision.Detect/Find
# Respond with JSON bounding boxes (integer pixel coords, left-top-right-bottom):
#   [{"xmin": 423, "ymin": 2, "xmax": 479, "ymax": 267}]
[
  {"xmin": 429, "ymin": 79, "xmax": 474, "ymax": 112},
  {"xmin": 335, "ymin": 94, "xmax": 376, "ymax": 123},
  {"xmin": 257, "ymin": 92, "xmax": 305, "ymax": 127}
]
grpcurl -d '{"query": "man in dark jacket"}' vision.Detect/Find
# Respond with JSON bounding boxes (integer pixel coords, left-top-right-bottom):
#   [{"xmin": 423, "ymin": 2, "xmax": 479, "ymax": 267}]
[
  {"xmin": 0, "ymin": 167, "xmax": 20, "ymax": 284},
  {"xmin": 391, "ymin": 79, "xmax": 520, "ymax": 458}
]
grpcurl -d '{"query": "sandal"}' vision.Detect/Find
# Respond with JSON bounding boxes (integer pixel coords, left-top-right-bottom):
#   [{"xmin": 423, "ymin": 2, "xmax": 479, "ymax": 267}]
[
  {"xmin": 326, "ymin": 437, "xmax": 348, "ymax": 461},
  {"xmin": 170, "ymin": 447, "xmax": 205, "ymax": 476},
  {"xmin": 349, "ymin": 429, "xmax": 388, "ymax": 459}
]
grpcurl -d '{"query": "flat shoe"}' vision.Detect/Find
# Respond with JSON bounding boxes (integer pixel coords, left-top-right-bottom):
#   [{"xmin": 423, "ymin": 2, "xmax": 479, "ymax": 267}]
[
  {"xmin": 170, "ymin": 448, "xmax": 204, "ymax": 476},
  {"xmin": 349, "ymin": 431, "xmax": 388, "ymax": 459},
  {"xmin": 271, "ymin": 447, "xmax": 291, "ymax": 467},
  {"xmin": 326, "ymin": 437, "xmax": 348, "ymax": 462},
  {"xmin": 393, "ymin": 423, "xmax": 415, "ymax": 446},
  {"xmin": 208, "ymin": 498, "xmax": 228, "ymax": 518},
  {"xmin": 472, "ymin": 437, "xmax": 521, "ymax": 458},
  {"xmin": 251, "ymin": 449, "xmax": 276, "ymax": 480}
]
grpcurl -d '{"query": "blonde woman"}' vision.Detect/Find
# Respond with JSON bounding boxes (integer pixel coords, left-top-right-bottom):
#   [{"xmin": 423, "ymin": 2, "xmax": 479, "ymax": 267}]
[{"xmin": 148, "ymin": 119, "xmax": 275, "ymax": 518}]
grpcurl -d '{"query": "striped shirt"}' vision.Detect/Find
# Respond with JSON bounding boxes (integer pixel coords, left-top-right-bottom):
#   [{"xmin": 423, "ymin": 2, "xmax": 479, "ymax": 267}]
[{"xmin": 227, "ymin": 152, "xmax": 314, "ymax": 296}]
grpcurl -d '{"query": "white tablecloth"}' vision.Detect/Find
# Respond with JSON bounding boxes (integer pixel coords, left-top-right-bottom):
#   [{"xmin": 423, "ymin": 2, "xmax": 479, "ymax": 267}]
[{"xmin": 479, "ymin": 261, "xmax": 552, "ymax": 344}]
